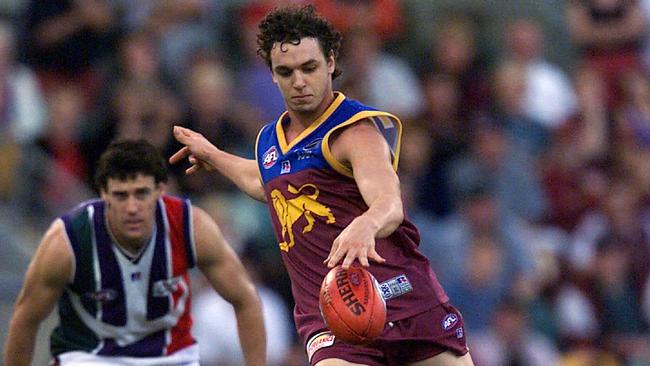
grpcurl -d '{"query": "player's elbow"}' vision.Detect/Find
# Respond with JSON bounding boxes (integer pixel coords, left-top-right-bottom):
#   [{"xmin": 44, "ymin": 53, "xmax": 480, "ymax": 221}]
[{"xmin": 231, "ymin": 281, "xmax": 263, "ymax": 312}]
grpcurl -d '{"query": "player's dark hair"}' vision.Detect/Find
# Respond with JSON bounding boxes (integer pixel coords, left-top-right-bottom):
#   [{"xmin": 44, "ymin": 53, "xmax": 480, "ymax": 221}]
[
  {"xmin": 257, "ymin": 4, "xmax": 342, "ymax": 80},
  {"xmin": 94, "ymin": 139, "xmax": 168, "ymax": 192}
]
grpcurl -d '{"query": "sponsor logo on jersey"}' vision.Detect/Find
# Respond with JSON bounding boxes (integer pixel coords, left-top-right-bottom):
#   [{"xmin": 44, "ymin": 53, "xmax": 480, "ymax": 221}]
[
  {"xmin": 442, "ymin": 313, "xmax": 459, "ymax": 331},
  {"xmin": 84, "ymin": 289, "xmax": 118, "ymax": 302},
  {"xmin": 378, "ymin": 274, "xmax": 412, "ymax": 300},
  {"xmin": 152, "ymin": 276, "xmax": 182, "ymax": 297},
  {"xmin": 281, "ymin": 160, "xmax": 291, "ymax": 174},
  {"xmin": 306, "ymin": 331, "xmax": 335, "ymax": 362},
  {"xmin": 270, "ymin": 183, "xmax": 336, "ymax": 252},
  {"xmin": 456, "ymin": 327, "xmax": 464, "ymax": 339},
  {"xmin": 262, "ymin": 146, "xmax": 279, "ymax": 169}
]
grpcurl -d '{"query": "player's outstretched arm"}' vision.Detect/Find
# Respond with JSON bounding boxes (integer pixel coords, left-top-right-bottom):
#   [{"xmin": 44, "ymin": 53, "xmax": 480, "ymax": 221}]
[
  {"xmin": 192, "ymin": 206, "xmax": 267, "ymax": 366},
  {"xmin": 325, "ymin": 120, "xmax": 403, "ymax": 269},
  {"xmin": 3, "ymin": 220, "xmax": 72, "ymax": 366},
  {"xmin": 170, "ymin": 126, "xmax": 267, "ymax": 202}
]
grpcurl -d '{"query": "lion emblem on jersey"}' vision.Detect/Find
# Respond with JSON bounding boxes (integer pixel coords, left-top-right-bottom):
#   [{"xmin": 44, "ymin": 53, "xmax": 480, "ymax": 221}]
[{"xmin": 271, "ymin": 183, "xmax": 336, "ymax": 252}]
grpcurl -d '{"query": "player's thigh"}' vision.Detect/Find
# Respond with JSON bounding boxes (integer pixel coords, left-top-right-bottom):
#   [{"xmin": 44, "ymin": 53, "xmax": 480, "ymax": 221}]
[
  {"xmin": 315, "ymin": 358, "xmax": 369, "ymax": 366},
  {"xmin": 408, "ymin": 351, "xmax": 475, "ymax": 366}
]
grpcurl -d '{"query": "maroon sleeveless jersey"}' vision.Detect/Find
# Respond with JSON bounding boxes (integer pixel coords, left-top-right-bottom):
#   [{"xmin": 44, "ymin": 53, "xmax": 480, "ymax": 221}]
[{"xmin": 255, "ymin": 93, "xmax": 448, "ymax": 343}]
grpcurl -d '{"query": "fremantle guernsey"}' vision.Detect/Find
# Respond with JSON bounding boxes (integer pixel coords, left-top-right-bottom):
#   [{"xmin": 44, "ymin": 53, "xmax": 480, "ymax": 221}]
[
  {"xmin": 255, "ymin": 92, "xmax": 449, "ymax": 344},
  {"xmin": 51, "ymin": 195, "xmax": 197, "ymax": 361}
]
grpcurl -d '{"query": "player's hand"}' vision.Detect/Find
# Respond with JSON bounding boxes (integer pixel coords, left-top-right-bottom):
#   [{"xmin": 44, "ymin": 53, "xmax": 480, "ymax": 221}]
[
  {"xmin": 324, "ymin": 216, "xmax": 385, "ymax": 269},
  {"xmin": 169, "ymin": 126, "xmax": 218, "ymax": 175}
]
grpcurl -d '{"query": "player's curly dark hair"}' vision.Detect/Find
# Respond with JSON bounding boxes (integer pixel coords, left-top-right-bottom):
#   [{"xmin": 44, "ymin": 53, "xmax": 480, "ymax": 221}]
[
  {"xmin": 94, "ymin": 139, "xmax": 168, "ymax": 192},
  {"xmin": 257, "ymin": 4, "xmax": 342, "ymax": 80}
]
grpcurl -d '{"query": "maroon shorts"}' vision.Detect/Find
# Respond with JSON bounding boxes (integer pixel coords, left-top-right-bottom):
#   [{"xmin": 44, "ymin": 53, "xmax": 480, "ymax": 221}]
[{"xmin": 306, "ymin": 302, "xmax": 469, "ymax": 366}]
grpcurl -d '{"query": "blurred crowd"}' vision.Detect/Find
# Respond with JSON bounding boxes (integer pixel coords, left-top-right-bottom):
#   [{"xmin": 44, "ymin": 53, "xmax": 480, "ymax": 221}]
[{"xmin": 1, "ymin": 0, "xmax": 650, "ymax": 365}]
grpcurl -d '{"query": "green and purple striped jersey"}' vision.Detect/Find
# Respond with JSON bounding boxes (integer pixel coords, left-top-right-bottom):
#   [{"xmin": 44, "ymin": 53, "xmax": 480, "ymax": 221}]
[{"xmin": 51, "ymin": 196, "xmax": 197, "ymax": 360}]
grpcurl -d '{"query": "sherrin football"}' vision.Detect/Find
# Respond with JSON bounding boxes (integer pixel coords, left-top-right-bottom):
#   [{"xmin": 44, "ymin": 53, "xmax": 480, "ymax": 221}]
[{"xmin": 319, "ymin": 265, "xmax": 387, "ymax": 345}]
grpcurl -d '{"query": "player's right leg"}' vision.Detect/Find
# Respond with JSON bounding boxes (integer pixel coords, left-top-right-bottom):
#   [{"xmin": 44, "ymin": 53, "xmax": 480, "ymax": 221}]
[{"xmin": 408, "ymin": 351, "xmax": 475, "ymax": 366}]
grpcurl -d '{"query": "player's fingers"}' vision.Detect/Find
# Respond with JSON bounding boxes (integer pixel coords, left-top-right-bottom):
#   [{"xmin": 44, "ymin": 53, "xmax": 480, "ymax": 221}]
[
  {"xmin": 368, "ymin": 248, "xmax": 386, "ymax": 264},
  {"xmin": 189, "ymin": 155, "xmax": 198, "ymax": 165},
  {"xmin": 341, "ymin": 252, "xmax": 357, "ymax": 270},
  {"xmin": 185, "ymin": 164, "xmax": 200, "ymax": 175},
  {"xmin": 172, "ymin": 125, "xmax": 193, "ymax": 141},
  {"xmin": 358, "ymin": 253, "xmax": 370, "ymax": 268},
  {"xmin": 169, "ymin": 146, "xmax": 190, "ymax": 164},
  {"xmin": 324, "ymin": 239, "xmax": 339, "ymax": 264},
  {"xmin": 327, "ymin": 247, "xmax": 346, "ymax": 268}
]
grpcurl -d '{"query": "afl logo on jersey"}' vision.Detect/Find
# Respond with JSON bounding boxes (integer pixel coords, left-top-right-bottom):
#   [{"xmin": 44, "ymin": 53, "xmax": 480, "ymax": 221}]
[
  {"xmin": 263, "ymin": 146, "xmax": 279, "ymax": 169},
  {"xmin": 442, "ymin": 313, "xmax": 459, "ymax": 331}
]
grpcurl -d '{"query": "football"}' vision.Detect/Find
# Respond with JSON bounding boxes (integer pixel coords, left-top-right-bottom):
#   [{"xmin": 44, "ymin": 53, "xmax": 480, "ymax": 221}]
[{"xmin": 319, "ymin": 265, "xmax": 387, "ymax": 345}]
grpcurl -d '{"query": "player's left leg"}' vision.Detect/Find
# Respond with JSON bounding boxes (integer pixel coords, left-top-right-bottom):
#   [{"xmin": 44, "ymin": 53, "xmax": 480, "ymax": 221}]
[{"xmin": 315, "ymin": 358, "xmax": 370, "ymax": 366}]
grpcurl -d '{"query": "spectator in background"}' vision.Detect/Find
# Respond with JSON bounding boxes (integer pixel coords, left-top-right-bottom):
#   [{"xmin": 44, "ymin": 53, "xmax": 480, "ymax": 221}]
[
  {"xmin": 0, "ymin": 19, "xmax": 46, "ymax": 201},
  {"xmin": 21, "ymin": 0, "xmax": 119, "ymax": 105},
  {"xmin": 588, "ymin": 235, "xmax": 650, "ymax": 364},
  {"xmin": 447, "ymin": 115, "xmax": 548, "ymax": 223},
  {"xmin": 566, "ymin": 177, "xmax": 650, "ymax": 280},
  {"xmin": 82, "ymin": 27, "xmax": 182, "ymax": 177},
  {"xmin": 313, "ymin": 0, "xmax": 404, "ymax": 42},
  {"xmin": 614, "ymin": 69, "xmax": 650, "ymax": 182},
  {"xmin": 417, "ymin": 180, "xmax": 533, "ymax": 295},
  {"xmin": 81, "ymin": 28, "xmax": 173, "ymax": 176},
  {"xmin": 641, "ymin": 0, "xmax": 650, "ymax": 70},
  {"xmin": 397, "ymin": 117, "xmax": 433, "ymax": 214},
  {"xmin": 471, "ymin": 298, "xmax": 561, "ymax": 366},
  {"xmin": 444, "ymin": 232, "xmax": 525, "ymax": 333},
  {"xmin": 336, "ymin": 25, "xmax": 424, "ymax": 120},
  {"xmin": 108, "ymin": 80, "xmax": 181, "ymax": 155},
  {"xmin": 413, "ymin": 73, "xmax": 469, "ymax": 218},
  {"xmin": 541, "ymin": 66, "xmax": 609, "ymax": 233},
  {"xmin": 556, "ymin": 177, "xmax": 650, "ymax": 362},
  {"xmin": 114, "ymin": 29, "xmax": 167, "ymax": 88},
  {"xmin": 20, "ymin": 85, "xmax": 93, "ymax": 219},
  {"xmin": 553, "ymin": 230, "xmax": 650, "ymax": 365},
  {"xmin": 234, "ymin": 2, "xmax": 286, "ymax": 124},
  {"xmin": 178, "ymin": 56, "xmax": 247, "ymax": 196},
  {"xmin": 119, "ymin": 0, "xmax": 229, "ymax": 90},
  {"xmin": 502, "ymin": 17, "xmax": 576, "ymax": 129},
  {"xmin": 427, "ymin": 14, "xmax": 490, "ymax": 120},
  {"xmin": 565, "ymin": 0, "xmax": 647, "ymax": 108},
  {"xmin": 491, "ymin": 61, "xmax": 550, "ymax": 157},
  {"xmin": 0, "ymin": 19, "xmax": 46, "ymax": 145}
]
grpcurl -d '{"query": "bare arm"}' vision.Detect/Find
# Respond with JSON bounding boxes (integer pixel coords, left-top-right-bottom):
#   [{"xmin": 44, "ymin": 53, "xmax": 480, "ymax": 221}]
[
  {"xmin": 325, "ymin": 120, "xmax": 403, "ymax": 269},
  {"xmin": 566, "ymin": 2, "xmax": 647, "ymax": 48},
  {"xmin": 192, "ymin": 206, "xmax": 266, "ymax": 366},
  {"xmin": 170, "ymin": 126, "xmax": 266, "ymax": 202},
  {"xmin": 3, "ymin": 220, "xmax": 72, "ymax": 366}
]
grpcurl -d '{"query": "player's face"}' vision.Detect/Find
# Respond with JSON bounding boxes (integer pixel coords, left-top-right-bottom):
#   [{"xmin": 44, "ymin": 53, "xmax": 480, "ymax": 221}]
[
  {"xmin": 101, "ymin": 174, "xmax": 163, "ymax": 248},
  {"xmin": 270, "ymin": 37, "xmax": 335, "ymax": 116}
]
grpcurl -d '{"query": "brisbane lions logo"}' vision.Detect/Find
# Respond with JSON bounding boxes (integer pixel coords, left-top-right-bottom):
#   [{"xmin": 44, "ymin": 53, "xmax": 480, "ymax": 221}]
[{"xmin": 271, "ymin": 184, "xmax": 336, "ymax": 252}]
